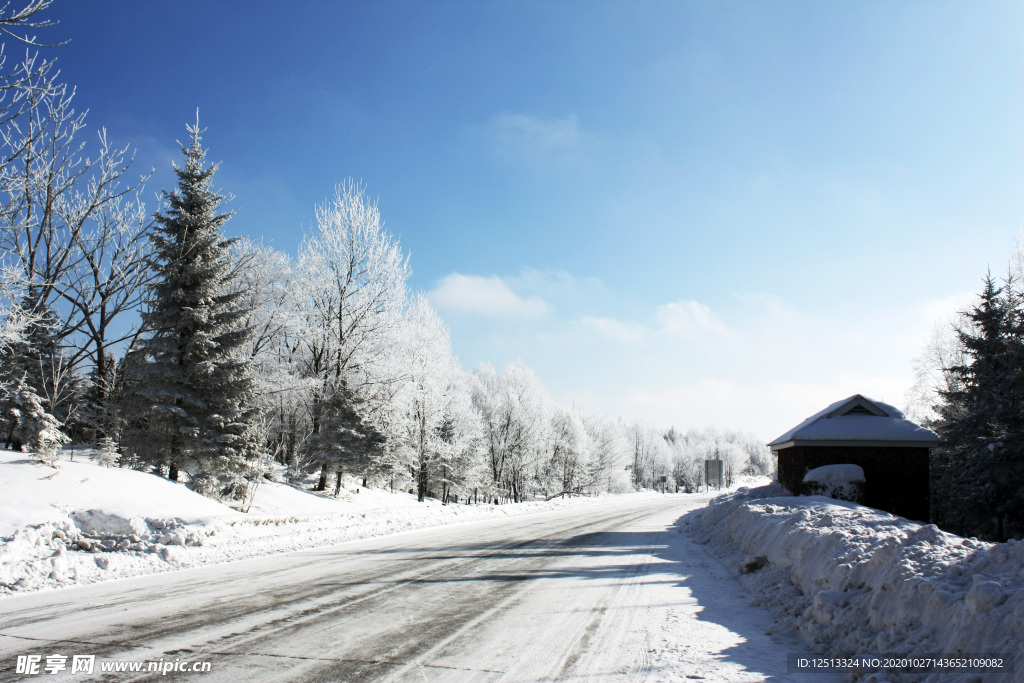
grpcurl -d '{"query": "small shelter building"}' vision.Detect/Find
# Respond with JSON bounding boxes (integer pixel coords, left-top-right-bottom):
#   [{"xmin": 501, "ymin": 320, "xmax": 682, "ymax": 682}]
[{"xmin": 768, "ymin": 394, "xmax": 940, "ymax": 522}]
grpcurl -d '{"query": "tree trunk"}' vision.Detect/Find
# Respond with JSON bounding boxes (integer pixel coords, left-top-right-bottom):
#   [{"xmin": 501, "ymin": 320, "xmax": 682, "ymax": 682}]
[
  {"xmin": 334, "ymin": 468, "xmax": 344, "ymax": 498},
  {"xmin": 417, "ymin": 412, "xmax": 428, "ymax": 502},
  {"xmin": 417, "ymin": 463, "xmax": 428, "ymax": 502},
  {"xmin": 315, "ymin": 462, "xmax": 329, "ymax": 491},
  {"xmin": 168, "ymin": 463, "xmax": 179, "ymax": 481}
]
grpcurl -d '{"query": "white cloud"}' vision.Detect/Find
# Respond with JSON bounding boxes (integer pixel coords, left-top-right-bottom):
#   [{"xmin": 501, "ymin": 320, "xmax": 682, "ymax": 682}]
[
  {"xmin": 655, "ymin": 299, "xmax": 728, "ymax": 337},
  {"xmin": 571, "ymin": 298, "xmax": 726, "ymax": 345},
  {"xmin": 427, "ymin": 273, "xmax": 548, "ymax": 319},
  {"xmin": 579, "ymin": 316, "xmax": 647, "ymax": 344}
]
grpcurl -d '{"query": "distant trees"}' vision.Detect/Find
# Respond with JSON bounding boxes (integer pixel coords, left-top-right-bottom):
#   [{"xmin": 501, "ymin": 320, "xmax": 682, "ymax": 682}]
[
  {"xmin": 547, "ymin": 407, "xmax": 589, "ymax": 495},
  {"xmin": 661, "ymin": 427, "xmax": 771, "ymax": 492},
  {"xmin": 471, "ymin": 361, "xmax": 551, "ymax": 502}
]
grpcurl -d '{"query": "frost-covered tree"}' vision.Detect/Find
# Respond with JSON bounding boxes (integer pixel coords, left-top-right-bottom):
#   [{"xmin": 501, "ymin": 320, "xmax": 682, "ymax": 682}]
[
  {"xmin": 471, "ymin": 361, "xmax": 549, "ymax": 502},
  {"xmin": 583, "ymin": 415, "xmax": 631, "ymax": 494},
  {"xmin": 6, "ymin": 372, "xmax": 67, "ymax": 464},
  {"xmin": 130, "ymin": 120, "xmax": 258, "ymax": 499},
  {"xmin": 289, "ymin": 181, "xmax": 410, "ymax": 486},
  {"xmin": 904, "ymin": 315, "xmax": 970, "ymax": 425},
  {"xmin": 390, "ymin": 296, "xmax": 466, "ymax": 502},
  {"xmin": 93, "ymin": 434, "xmax": 118, "ymax": 467},
  {"xmin": 434, "ymin": 376, "xmax": 486, "ymax": 504},
  {"xmin": 629, "ymin": 421, "xmax": 672, "ymax": 490},
  {"xmin": 298, "ymin": 182, "xmax": 408, "ymax": 410},
  {"xmin": 221, "ymin": 239, "xmax": 309, "ymax": 469},
  {"xmin": 546, "ymin": 407, "xmax": 590, "ymax": 496},
  {"xmin": 0, "ymin": 8, "xmax": 149, "ymax": 441}
]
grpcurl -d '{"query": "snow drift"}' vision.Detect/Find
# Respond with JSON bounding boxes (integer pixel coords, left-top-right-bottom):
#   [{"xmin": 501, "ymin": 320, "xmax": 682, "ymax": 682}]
[
  {"xmin": 0, "ymin": 449, "xmax": 637, "ymax": 596},
  {"xmin": 687, "ymin": 485, "xmax": 1022, "ymax": 682}
]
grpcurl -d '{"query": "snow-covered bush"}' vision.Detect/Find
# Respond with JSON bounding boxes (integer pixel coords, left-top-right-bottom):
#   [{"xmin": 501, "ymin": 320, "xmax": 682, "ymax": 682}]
[
  {"xmin": 7, "ymin": 376, "xmax": 69, "ymax": 466},
  {"xmin": 93, "ymin": 436, "xmax": 119, "ymax": 467},
  {"xmin": 801, "ymin": 463, "xmax": 865, "ymax": 503}
]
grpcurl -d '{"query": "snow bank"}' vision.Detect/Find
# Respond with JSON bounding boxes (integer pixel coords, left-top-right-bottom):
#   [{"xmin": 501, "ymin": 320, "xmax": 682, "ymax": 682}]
[
  {"xmin": 687, "ymin": 485, "xmax": 1023, "ymax": 682},
  {"xmin": 0, "ymin": 449, "xmax": 658, "ymax": 596},
  {"xmin": 0, "ymin": 496, "xmax": 620, "ymax": 596},
  {"xmin": 0, "ymin": 449, "xmax": 236, "ymax": 537}
]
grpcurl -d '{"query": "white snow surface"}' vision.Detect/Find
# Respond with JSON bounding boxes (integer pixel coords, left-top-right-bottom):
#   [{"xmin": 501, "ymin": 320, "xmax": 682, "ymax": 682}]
[
  {"xmin": 0, "ymin": 448, "xmax": 235, "ymax": 537},
  {"xmin": 768, "ymin": 394, "xmax": 940, "ymax": 446},
  {"xmin": 803, "ymin": 463, "xmax": 865, "ymax": 484},
  {"xmin": 688, "ymin": 484, "xmax": 1023, "ymax": 682},
  {"xmin": 0, "ymin": 449, "xmax": 660, "ymax": 597}
]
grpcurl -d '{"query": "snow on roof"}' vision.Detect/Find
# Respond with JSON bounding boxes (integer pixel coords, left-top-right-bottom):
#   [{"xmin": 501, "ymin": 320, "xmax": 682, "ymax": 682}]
[{"xmin": 768, "ymin": 394, "xmax": 940, "ymax": 450}]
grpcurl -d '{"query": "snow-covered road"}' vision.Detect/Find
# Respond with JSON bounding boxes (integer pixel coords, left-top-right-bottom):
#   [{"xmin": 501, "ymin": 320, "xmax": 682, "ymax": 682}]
[{"xmin": 0, "ymin": 495, "xmax": 801, "ymax": 682}]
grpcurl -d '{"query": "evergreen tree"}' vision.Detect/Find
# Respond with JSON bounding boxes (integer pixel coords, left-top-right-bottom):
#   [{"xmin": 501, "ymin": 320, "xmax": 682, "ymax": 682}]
[
  {"xmin": 80, "ymin": 352, "xmax": 119, "ymax": 442},
  {"xmin": 132, "ymin": 119, "xmax": 258, "ymax": 499},
  {"xmin": 0, "ymin": 299, "xmax": 59, "ymax": 402},
  {"xmin": 93, "ymin": 435, "xmax": 119, "ymax": 467},
  {"xmin": 936, "ymin": 275, "xmax": 1008, "ymax": 450},
  {"xmin": 0, "ymin": 299, "xmax": 64, "ymax": 444},
  {"xmin": 307, "ymin": 379, "xmax": 385, "ymax": 496},
  {"xmin": 6, "ymin": 373, "xmax": 68, "ymax": 464},
  {"xmin": 934, "ymin": 273, "xmax": 1024, "ymax": 540}
]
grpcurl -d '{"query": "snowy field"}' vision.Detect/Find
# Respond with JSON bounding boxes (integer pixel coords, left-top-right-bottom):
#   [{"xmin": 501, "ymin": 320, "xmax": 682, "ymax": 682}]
[{"xmin": 688, "ymin": 484, "xmax": 1023, "ymax": 682}]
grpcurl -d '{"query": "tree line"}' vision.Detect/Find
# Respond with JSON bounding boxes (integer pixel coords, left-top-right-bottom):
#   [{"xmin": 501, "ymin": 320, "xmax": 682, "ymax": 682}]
[{"xmin": 0, "ymin": 1, "xmax": 773, "ymax": 507}]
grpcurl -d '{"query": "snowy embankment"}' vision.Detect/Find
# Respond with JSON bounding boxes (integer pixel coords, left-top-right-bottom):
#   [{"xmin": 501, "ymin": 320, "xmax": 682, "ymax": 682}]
[
  {"xmin": 0, "ymin": 449, "xmax": 627, "ymax": 597},
  {"xmin": 687, "ymin": 484, "xmax": 1023, "ymax": 680}
]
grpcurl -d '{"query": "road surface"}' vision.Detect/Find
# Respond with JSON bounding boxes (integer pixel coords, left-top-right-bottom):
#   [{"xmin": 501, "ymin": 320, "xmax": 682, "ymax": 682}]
[{"xmin": 0, "ymin": 495, "xmax": 799, "ymax": 681}]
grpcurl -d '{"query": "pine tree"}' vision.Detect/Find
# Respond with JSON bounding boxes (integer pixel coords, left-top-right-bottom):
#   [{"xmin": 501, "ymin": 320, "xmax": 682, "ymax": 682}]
[
  {"xmin": 7, "ymin": 373, "xmax": 68, "ymax": 465},
  {"xmin": 93, "ymin": 435, "xmax": 119, "ymax": 467},
  {"xmin": 933, "ymin": 273, "xmax": 1024, "ymax": 539},
  {"xmin": 132, "ymin": 118, "xmax": 259, "ymax": 499},
  {"xmin": 0, "ymin": 299, "xmax": 63, "ymax": 446},
  {"xmin": 81, "ymin": 352, "xmax": 119, "ymax": 441},
  {"xmin": 307, "ymin": 379, "xmax": 384, "ymax": 496},
  {"xmin": 936, "ymin": 275, "xmax": 1007, "ymax": 451}
]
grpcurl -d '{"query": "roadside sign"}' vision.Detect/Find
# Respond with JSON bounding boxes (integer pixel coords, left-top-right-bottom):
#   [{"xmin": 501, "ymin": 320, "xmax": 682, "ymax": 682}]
[{"xmin": 705, "ymin": 459, "xmax": 723, "ymax": 491}]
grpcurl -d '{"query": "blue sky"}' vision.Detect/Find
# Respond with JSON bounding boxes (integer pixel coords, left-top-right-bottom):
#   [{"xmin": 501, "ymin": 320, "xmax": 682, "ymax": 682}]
[{"xmin": 48, "ymin": 1, "xmax": 1024, "ymax": 437}]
